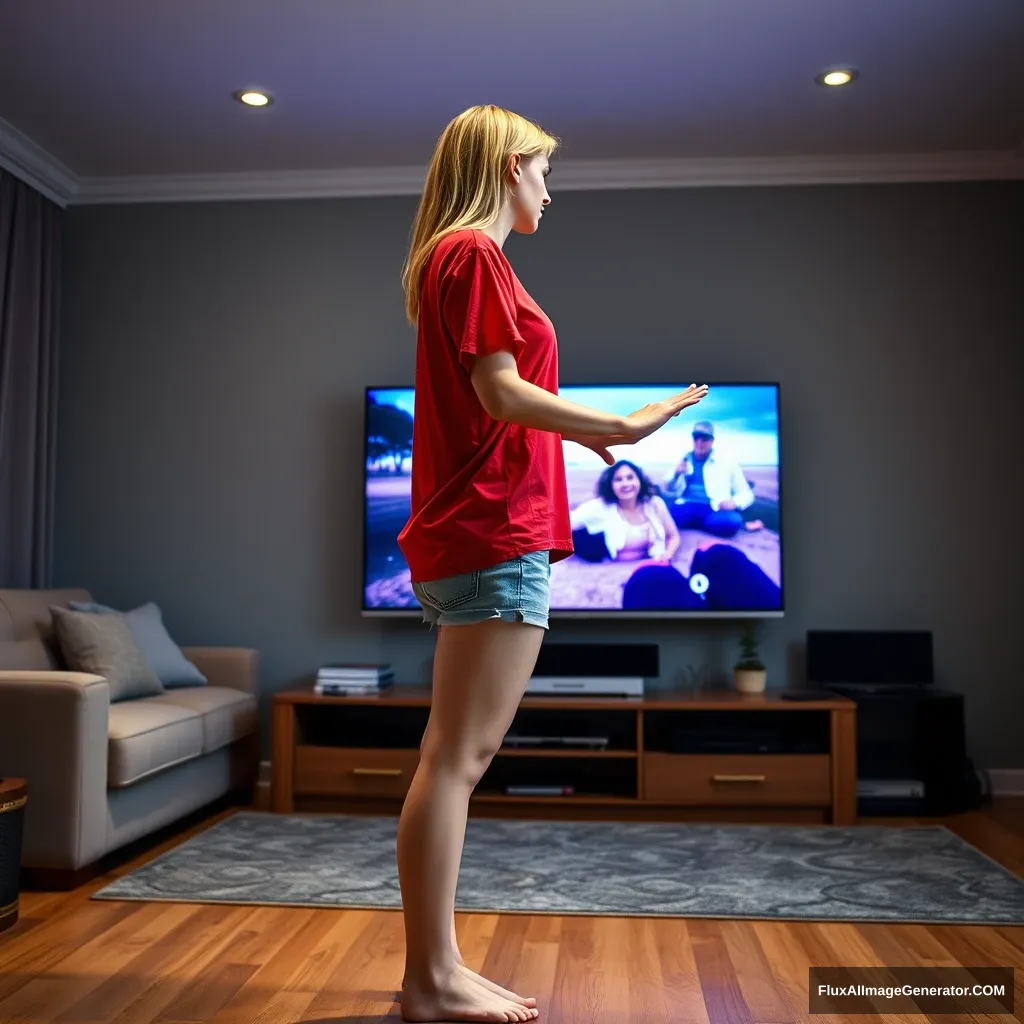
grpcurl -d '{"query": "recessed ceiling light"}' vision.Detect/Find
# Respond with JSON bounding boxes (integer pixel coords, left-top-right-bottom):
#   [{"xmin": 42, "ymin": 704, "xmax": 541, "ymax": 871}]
[
  {"xmin": 816, "ymin": 67, "xmax": 858, "ymax": 87},
  {"xmin": 234, "ymin": 89, "xmax": 273, "ymax": 107}
]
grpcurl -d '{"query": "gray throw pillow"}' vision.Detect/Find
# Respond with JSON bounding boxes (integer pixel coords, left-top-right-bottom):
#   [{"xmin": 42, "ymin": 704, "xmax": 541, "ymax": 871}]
[
  {"xmin": 49, "ymin": 606, "xmax": 165, "ymax": 702},
  {"xmin": 69, "ymin": 600, "xmax": 207, "ymax": 688}
]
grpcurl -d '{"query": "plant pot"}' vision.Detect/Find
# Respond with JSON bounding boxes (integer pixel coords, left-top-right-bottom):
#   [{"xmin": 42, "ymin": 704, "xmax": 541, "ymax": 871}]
[{"xmin": 733, "ymin": 667, "xmax": 767, "ymax": 694}]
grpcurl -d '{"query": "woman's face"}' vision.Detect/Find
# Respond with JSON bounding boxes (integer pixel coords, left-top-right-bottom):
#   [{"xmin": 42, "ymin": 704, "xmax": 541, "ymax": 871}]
[
  {"xmin": 509, "ymin": 153, "xmax": 551, "ymax": 234},
  {"xmin": 611, "ymin": 465, "xmax": 640, "ymax": 502}
]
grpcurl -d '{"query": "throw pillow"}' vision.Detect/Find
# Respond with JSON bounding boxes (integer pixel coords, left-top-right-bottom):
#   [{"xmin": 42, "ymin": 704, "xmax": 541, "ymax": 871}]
[
  {"xmin": 49, "ymin": 606, "xmax": 165, "ymax": 702},
  {"xmin": 68, "ymin": 600, "xmax": 208, "ymax": 688}
]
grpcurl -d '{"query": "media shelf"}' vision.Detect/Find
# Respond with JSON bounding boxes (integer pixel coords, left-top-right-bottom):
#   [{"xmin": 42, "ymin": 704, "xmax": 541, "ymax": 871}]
[{"xmin": 272, "ymin": 685, "xmax": 857, "ymax": 824}]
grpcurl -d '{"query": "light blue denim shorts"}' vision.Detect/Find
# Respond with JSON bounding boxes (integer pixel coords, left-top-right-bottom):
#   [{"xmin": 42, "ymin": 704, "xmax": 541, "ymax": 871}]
[{"xmin": 412, "ymin": 550, "xmax": 551, "ymax": 630}]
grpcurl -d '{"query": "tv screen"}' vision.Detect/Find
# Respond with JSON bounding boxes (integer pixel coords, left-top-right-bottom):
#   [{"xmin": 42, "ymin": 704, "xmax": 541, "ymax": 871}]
[{"xmin": 363, "ymin": 383, "xmax": 783, "ymax": 618}]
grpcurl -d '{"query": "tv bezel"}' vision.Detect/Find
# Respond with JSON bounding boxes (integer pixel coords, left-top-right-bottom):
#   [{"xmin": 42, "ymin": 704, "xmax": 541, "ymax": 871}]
[{"xmin": 361, "ymin": 381, "xmax": 784, "ymax": 620}]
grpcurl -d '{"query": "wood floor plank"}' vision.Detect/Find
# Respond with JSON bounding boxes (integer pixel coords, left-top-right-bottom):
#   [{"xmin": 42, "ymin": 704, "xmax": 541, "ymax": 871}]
[
  {"xmin": 921, "ymin": 926, "xmax": 1024, "ymax": 1021},
  {"xmin": 548, "ymin": 916, "xmax": 604, "ymax": 1024},
  {"xmin": 301, "ymin": 910, "xmax": 404, "ymax": 1019},
  {"xmin": 0, "ymin": 901, "xmax": 141, "ymax": 999},
  {"xmin": 592, "ymin": 916, "xmax": 633, "ymax": 1022},
  {"xmin": 0, "ymin": 902, "xmax": 195, "ymax": 1024},
  {"xmin": 621, "ymin": 918, "xmax": 668, "ymax": 1024},
  {"xmin": 719, "ymin": 919, "xmax": 793, "ymax": 1023},
  {"xmin": 518, "ymin": 915, "xmax": 562, "ymax": 1020},
  {"xmin": 454, "ymin": 912, "xmax": 500, "ymax": 974},
  {"xmin": 651, "ymin": 918, "xmax": 712, "ymax": 1024},
  {"xmin": 52, "ymin": 903, "xmax": 249, "ymax": 1024},
  {"xmin": 687, "ymin": 919, "xmax": 756, "ymax": 1024},
  {"xmin": 478, "ymin": 913, "xmax": 534, "ymax": 1005},
  {"xmin": 281, "ymin": 910, "xmax": 379, "ymax": 995},
  {"xmin": 2, "ymin": 799, "xmax": 1020, "ymax": 1024},
  {"xmin": 748, "ymin": 922, "xmax": 819, "ymax": 1024},
  {"xmin": 813, "ymin": 924, "xmax": 923, "ymax": 1024},
  {"xmin": 104, "ymin": 906, "xmax": 263, "ymax": 1024}
]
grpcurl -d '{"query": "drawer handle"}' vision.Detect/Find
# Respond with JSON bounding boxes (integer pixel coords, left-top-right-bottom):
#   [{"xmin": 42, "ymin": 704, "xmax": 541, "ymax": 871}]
[
  {"xmin": 351, "ymin": 768, "xmax": 403, "ymax": 776},
  {"xmin": 711, "ymin": 774, "xmax": 767, "ymax": 783}
]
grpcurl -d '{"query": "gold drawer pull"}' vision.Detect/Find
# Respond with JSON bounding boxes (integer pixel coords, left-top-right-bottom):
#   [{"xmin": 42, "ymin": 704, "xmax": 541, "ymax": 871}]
[
  {"xmin": 351, "ymin": 767, "xmax": 403, "ymax": 776},
  {"xmin": 711, "ymin": 774, "xmax": 767, "ymax": 783}
]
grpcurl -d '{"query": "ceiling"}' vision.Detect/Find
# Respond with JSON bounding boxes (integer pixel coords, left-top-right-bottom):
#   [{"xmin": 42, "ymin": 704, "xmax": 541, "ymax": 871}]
[{"xmin": 1, "ymin": 0, "xmax": 1022, "ymax": 205}]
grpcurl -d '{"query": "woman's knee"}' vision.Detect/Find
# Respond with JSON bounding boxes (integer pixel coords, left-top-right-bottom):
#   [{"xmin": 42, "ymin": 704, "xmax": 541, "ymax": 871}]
[{"xmin": 419, "ymin": 730, "xmax": 500, "ymax": 787}]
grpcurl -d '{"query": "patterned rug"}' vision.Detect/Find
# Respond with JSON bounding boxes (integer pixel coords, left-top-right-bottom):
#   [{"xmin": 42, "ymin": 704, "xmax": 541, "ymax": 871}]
[{"xmin": 91, "ymin": 811, "xmax": 1024, "ymax": 924}]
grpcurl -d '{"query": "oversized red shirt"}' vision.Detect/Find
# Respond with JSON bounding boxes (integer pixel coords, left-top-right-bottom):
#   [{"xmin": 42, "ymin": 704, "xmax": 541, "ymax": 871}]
[{"xmin": 398, "ymin": 228, "xmax": 573, "ymax": 582}]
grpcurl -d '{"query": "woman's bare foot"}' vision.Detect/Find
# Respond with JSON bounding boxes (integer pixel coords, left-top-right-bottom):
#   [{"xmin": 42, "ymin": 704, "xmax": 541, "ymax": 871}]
[
  {"xmin": 744, "ymin": 519, "xmax": 764, "ymax": 531},
  {"xmin": 458, "ymin": 963, "xmax": 537, "ymax": 1008},
  {"xmin": 401, "ymin": 967, "xmax": 538, "ymax": 1022},
  {"xmin": 400, "ymin": 957, "xmax": 537, "ymax": 1008},
  {"xmin": 401, "ymin": 946, "xmax": 540, "ymax": 1011}
]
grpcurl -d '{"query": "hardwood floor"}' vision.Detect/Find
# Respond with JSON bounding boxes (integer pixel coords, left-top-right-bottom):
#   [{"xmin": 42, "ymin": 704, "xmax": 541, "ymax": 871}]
[{"xmin": 2, "ymin": 801, "xmax": 1022, "ymax": 1024}]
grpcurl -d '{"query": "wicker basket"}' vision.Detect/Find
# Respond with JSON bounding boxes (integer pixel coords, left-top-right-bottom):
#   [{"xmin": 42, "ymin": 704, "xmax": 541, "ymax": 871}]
[{"xmin": 0, "ymin": 778, "xmax": 27, "ymax": 933}]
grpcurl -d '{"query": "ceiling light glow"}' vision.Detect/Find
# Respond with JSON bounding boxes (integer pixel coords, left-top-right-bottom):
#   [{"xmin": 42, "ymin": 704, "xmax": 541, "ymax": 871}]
[
  {"xmin": 816, "ymin": 67, "xmax": 858, "ymax": 87},
  {"xmin": 234, "ymin": 90, "xmax": 272, "ymax": 107}
]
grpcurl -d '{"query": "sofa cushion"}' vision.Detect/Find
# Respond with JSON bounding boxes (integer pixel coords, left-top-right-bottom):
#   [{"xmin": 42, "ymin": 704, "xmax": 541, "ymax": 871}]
[
  {"xmin": 0, "ymin": 587, "xmax": 93, "ymax": 670},
  {"xmin": 107, "ymin": 699, "xmax": 204, "ymax": 788},
  {"xmin": 49, "ymin": 606, "xmax": 164, "ymax": 702},
  {"xmin": 69, "ymin": 600, "xmax": 208, "ymax": 689},
  {"xmin": 0, "ymin": 638, "xmax": 59, "ymax": 671},
  {"xmin": 148, "ymin": 686, "xmax": 256, "ymax": 753}
]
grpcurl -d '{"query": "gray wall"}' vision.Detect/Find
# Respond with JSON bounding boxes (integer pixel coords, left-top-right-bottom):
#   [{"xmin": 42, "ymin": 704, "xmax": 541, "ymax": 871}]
[{"xmin": 55, "ymin": 182, "xmax": 1023, "ymax": 768}]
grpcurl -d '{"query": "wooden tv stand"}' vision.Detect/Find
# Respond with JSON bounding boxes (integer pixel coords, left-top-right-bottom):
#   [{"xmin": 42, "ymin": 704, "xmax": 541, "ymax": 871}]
[{"xmin": 271, "ymin": 686, "xmax": 857, "ymax": 825}]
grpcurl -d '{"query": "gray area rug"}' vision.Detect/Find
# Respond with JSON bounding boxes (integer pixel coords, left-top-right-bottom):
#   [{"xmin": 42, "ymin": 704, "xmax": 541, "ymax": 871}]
[{"xmin": 92, "ymin": 811, "xmax": 1024, "ymax": 924}]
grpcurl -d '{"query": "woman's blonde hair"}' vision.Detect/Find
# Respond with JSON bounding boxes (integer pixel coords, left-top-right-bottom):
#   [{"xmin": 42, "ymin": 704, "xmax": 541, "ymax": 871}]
[{"xmin": 401, "ymin": 105, "xmax": 559, "ymax": 325}]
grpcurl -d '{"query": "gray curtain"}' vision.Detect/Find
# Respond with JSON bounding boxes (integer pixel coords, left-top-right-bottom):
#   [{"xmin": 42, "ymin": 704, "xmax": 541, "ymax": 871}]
[{"xmin": 0, "ymin": 169, "xmax": 61, "ymax": 588}]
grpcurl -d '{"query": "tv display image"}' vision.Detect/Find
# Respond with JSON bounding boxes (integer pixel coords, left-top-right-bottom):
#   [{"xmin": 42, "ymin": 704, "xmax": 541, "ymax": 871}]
[{"xmin": 363, "ymin": 383, "xmax": 783, "ymax": 617}]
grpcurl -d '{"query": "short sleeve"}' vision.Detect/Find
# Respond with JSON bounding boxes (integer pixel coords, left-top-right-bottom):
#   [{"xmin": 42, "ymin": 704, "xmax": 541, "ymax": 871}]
[{"xmin": 441, "ymin": 242, "xmax": 525, "ymax": 369}]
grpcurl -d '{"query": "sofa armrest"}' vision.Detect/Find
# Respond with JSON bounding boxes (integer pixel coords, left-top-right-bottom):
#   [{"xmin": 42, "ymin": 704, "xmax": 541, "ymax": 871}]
[
  {"xmin": 0, "ymin": 671, "xmax": 111, "ymax": 871},
  {"xmin": 181, "ymin": 647, "xmax": 260, "ymax": 696}
]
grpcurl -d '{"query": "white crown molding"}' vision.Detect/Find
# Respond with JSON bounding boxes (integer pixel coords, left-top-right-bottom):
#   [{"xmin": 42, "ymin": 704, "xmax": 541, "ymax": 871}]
[
  {"xmin": 2, "ymin": 117, "xmax": 1022, "ymax": 207},
  {"xmin": 0, "ymin": 118, "xmax": 77, "ymax": 207},
  {"xmin": 68, "ymin": 149, "xmax": 1024, "ymax": 205},
  {"xmin": 73, "ymin": 164, "xmax": 430, "ymax": 204}
]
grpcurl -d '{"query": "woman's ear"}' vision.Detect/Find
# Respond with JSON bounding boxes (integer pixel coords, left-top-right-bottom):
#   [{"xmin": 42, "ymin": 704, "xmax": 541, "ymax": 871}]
[{"xmin": 507, "ymin": 153, "xmax": 521, "ymax": 183}]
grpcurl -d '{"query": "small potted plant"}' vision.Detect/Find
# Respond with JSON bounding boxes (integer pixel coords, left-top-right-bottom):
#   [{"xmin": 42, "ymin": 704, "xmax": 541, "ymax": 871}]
[{"xmin": 733, "ymin": 620, "xmax": 766, "ymax": 693}]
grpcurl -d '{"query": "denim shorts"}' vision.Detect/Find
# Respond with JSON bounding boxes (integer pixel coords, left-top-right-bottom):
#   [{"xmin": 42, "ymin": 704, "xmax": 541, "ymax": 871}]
[{"xmin": 411, "ymin": 550, "xmax": 551, "ymax": 630}]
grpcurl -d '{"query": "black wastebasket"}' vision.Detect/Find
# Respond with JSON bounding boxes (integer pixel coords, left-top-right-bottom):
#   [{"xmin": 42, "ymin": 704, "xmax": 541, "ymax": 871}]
[{"xmin": 0, "ymin": 778, "xmax": 27, "ymax": 933}]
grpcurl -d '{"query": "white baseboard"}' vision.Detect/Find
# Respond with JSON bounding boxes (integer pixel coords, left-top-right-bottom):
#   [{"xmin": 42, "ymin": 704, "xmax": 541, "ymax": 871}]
[{"xmin": 985, "ymin": 770, "xmax": 1024, "ymax": 797}]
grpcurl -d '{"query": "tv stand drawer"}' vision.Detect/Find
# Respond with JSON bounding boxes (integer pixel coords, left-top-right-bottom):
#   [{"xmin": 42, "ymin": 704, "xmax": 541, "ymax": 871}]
[
  {"xmin": 643, "ymin": 753, "xmax": 831, "ymax": 806},
  {"xmin": 294, "ymin": 746, "xmax": 419, "ymax": 798}
]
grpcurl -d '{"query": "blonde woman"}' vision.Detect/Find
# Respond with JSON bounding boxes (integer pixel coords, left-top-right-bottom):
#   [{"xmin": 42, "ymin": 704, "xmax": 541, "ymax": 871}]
[{"xmin": 395, "ymin": 105, "xmax": 708, "ymax": 1023}]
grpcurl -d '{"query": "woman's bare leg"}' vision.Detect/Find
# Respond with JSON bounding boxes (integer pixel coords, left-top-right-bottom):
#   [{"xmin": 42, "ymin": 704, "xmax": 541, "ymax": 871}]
[{"xmin": 397, "ymin": 619, "xmax": 544, "ymax": 1023}]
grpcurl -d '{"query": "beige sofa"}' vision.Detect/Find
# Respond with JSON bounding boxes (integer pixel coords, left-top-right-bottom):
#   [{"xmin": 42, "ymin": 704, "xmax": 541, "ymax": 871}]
[{"xmin": 0, "ymin": 588, "xmax": 259, "ymax": 883}]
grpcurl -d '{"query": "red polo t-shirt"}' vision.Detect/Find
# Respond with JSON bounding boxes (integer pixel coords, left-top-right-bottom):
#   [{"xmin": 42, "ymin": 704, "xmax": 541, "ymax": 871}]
[{"xmin": 397, "ymin": 229, "xmax": 573, "ymax": 582}]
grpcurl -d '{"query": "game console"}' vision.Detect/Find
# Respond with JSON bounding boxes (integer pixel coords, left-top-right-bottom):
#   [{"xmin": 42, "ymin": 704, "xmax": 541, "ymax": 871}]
[
  {"xmin": 526, "ymin": 675, "xmax": 645, "ymax": 696},
  {"xmin": 524, "ymin": 643, "xmax": 658, "ymax": 697}
]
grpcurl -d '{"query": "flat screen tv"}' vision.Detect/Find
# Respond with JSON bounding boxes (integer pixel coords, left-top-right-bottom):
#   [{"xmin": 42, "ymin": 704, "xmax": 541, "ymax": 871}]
[{"xmin": 363, "ymin": 383, "xmax": 783, "ymax": 618}]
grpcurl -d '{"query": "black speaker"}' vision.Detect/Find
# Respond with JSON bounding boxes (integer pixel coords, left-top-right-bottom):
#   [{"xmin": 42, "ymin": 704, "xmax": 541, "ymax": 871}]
[
  {"xmin": 826, "ymin": 687, "xmax": 978, "ymax": 815},
  {"xmin": 533, "ymin": 643, "xmax": 659, "ymax": 678},
  {"xmin": 807, "ymin": 629, "xmax": 934, "ymax": 689}
]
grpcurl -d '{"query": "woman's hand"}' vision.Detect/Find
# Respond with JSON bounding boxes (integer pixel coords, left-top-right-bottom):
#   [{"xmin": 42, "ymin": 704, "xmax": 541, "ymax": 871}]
[
  {"xmin": 622, "ymin": 385, "xmax": 709, "ymax": 441},
  {"xmin": 566, "ymin": 433, "xmax": 635, "ymax": 464},
  {"xmin": 564, "ymin": 384, "xmax": 709, "ymax": 462}
]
